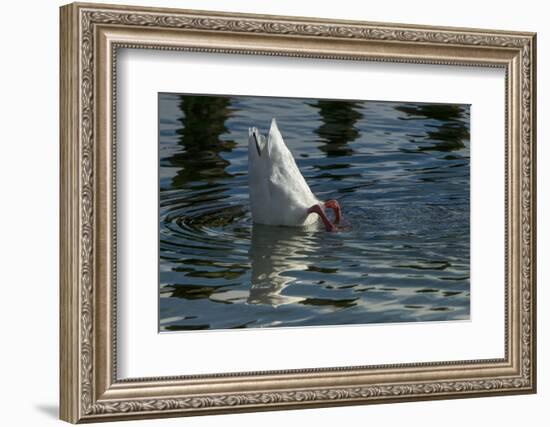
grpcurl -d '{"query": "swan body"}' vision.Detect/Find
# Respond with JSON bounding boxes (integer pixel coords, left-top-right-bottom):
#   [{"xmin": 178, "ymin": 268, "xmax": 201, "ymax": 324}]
[{"xmin": 248, "ymin": 119, "xmax": 341, "ymax": 230}]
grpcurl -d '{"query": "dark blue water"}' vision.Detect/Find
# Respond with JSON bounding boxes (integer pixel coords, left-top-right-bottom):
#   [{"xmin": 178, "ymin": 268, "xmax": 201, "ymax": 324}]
[{"xmin": 159, "ymin": 93, "xmax": 470, "ymax": 331}]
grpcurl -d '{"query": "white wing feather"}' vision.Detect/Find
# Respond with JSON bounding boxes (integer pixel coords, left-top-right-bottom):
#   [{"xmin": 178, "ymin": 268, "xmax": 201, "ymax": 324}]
[{"xmin": 248, "ymin": 119, "xmax": 319, "ymax": 226}]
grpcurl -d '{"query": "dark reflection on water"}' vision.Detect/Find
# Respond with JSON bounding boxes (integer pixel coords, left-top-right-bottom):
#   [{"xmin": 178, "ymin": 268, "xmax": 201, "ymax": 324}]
[
  {"xmin": 312, "ymin": 100, "xmax": 361, "ymax": 157},
  {"xmin": 164, "ymin": 95, "xmax": 234, "ymax": 188},
  {"xmin": 396, "ymin": 103, "xmax": 470, "ymax": 152},
  {"xmin": 159, "ymin": 93, "xmax": 470, "ymax": 331}
]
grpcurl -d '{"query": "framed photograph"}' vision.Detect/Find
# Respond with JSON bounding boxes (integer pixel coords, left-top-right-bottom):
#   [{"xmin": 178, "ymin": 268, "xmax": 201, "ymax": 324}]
[{"xmin": 60, "ymin": 2, "xmax": 537, "ymax": 423}]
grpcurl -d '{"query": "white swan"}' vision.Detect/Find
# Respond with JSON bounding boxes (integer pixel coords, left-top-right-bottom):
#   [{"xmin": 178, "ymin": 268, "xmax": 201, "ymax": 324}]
[{"xmin": 248, "ymin": 118, "xmax": 341, "ymax": 231}]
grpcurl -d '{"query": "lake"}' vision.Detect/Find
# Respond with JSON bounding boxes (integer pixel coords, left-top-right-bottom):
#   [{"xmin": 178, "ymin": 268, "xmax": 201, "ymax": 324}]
[{"xmin": 159, "ymin": 93, "xmax": 470, "ymax": 331}]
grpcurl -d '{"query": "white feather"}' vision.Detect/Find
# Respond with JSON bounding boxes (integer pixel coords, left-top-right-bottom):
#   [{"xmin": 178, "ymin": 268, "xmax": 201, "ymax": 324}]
[{"xmin": 248, "ymin": 119, "xmax": 319, "ymax": 227}]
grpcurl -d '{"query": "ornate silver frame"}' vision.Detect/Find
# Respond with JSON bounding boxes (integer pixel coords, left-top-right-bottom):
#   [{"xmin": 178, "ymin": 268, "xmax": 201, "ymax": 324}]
[{"xmin": 60, "ymin": 2, "xmax": 537, "ymax": 423}]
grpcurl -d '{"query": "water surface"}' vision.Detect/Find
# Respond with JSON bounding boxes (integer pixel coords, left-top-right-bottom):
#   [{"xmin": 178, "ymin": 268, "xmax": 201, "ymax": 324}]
[{"xmin": 159, "ymin": 93, "xmax": 470, "ymax": 331}]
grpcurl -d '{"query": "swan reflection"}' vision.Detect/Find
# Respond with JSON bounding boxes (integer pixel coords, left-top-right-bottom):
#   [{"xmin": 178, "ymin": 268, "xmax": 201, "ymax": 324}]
[{"xmin": 248, "ymin": 224, "xmax": 319, "ymax": 307}]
